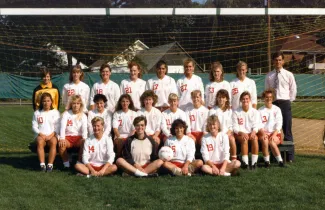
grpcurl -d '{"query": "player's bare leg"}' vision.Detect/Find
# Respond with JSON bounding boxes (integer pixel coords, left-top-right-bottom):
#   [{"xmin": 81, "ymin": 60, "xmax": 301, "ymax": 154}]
[
  {"xmin": 103, "ymin": 164, "xmax": 118, "ymax": 175},
  {"xmin": 116, "ymin": 158, "xmax": 148, "ymax": 177},
  {"xmin": 36, "ymin": 136, "xmax": 46, "ymax": 164},
  {"xmin": 228, "ymin": 134, "xmax": 237, "ymax": 160},
  {"xmin": 75, "ymin": 163, "xmax": 90, "ymax": 175},
  {"xmin": 144, "ymin": 159, "xmax": 163, "ymax": 174},
  {"xmin": 236, "ymin": 134, "xmax": 249, "ymax": 168},
  {"xmin": 47, "ymin": 136, "xmax": 57, "ymax": 165}
]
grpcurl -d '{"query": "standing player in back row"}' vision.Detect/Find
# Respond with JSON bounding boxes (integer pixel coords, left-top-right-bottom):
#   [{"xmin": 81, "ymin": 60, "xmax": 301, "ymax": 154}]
[
  {"xmin": 120, "ymin": 61, "xmax": 146, "ymax": 111},
  {"xmin": 205, "ymin": 62, "xmax": 231, "ymax": 109},
  {"xmin": 230, "ymin": 61, "xmax": 257, "ymax": 110},
  {"xmin": 146, "ymin": 60, "xmax": 178, "ymax": 112},
  {"xmin": 176, "ymin": 58, "xmax": 204, "ymax": 111},
  {"xmin": 265, "ymin": 52, "xmax": 297, "ymax": 162}
]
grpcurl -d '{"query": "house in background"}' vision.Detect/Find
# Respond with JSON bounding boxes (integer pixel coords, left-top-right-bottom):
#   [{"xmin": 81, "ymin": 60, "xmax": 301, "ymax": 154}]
[{"xmin": 277, "ymin": 34, "xmax": 325, "ymax": 74}]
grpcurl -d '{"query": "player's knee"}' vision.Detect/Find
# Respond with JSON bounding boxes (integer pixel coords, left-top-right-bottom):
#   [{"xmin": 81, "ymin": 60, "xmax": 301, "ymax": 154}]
[
  {"xmin": 155, "ymin": 159, "xmax": 164, "ymax": 166},
  {"xmin": 196, "ymin": 160, "xmax": 203, "ymax": 167},
  {"xmin": 234, "ymin": 160, "xmax": 241, "ymax": 168},
  {"xmin": 115, "ymin": 157, "xmax": 124, "ymax": 166},
  {"xmin": 110, "ymin": 164, "xmax": 118, "ymax": 172},
  {"xmin": 201, "ymin": 164, "xmax": 210, "ymax": 172}
]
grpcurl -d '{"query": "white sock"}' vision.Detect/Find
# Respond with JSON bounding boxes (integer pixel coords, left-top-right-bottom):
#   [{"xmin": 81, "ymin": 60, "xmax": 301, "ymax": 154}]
[
  {"xmin": 223, "ymin": 172, "xmax": 231, "ymax": 177},
  {"xmin": 251, "ymin": 155, "xmax": 259, "ymax": 165},
  {"xmin": 63, "ymin": 161, "xmax": 70, "ymax": 168},
  {"xmin": 40, "ymin": 163, "xmax": 45, "ymax": 167},
  {"xmin": 47, "ymin": 163, "xmax": 53, "ymax": 167},
  {"xmin": 134, "ymin": 169, "xmax": 148, "ymax": 177},
  {"xmin": 275, "ymin": 155, "xmax": 283, "ymax": 162},
  {"xmin": 242, "ymin": 155, "xmax": 249, "ymax": 165},
  {"xmin": 263, "ymin": 155, "xmax": 270, "ymax": 162}
]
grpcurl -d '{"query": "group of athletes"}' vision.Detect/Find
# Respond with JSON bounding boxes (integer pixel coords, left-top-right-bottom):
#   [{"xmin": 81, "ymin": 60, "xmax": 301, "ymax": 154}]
[{"xmin": 32, "ymin": 51, "xmax": 297, "ymax": 177}]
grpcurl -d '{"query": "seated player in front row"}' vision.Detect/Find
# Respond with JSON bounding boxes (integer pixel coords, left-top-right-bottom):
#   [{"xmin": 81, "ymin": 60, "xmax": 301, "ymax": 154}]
[
  {"xmin": 32, "ymin": 93, "xmax": 60, "ymax": 172},
  {"xmin": 232, "ymin": 91, "xmax": 260, "ymax": 169},
  {"xmin": 87, "ymin": 94, "xmax": 112, "ymax": 137},
  {"xmin": 59, "ymin": 95, "xmax": 88, "ymax": 169},
  {"xmin": 112, "ymin": 94, "xmax": 138, "ymax": 157},
  {"xmin": 116, "ymin": 116, "xmax": 164, "ymax": 177},
  {"xmin": 209, "ymin": 89, "xmax": 237, "ymax": 160},
  {"xmin": 184, "ymin": 90, "xmax": 209, "ymax": 145},
  {"xmin": 258, "ymin": 89, "xmax": 285, "ymax": 167},
  {"xmin": 75, "ymin": 117, "xmax": 117, "ymax": 176},
  {"xmin": 163, "ymin": 119, "xmax": 203, "ymax": 176},
  {"xmin": 137, "ymin": 90, "xmax": 162, "ymax": 145},
  {"xmin": 201, "ymin": 115, "xmax": 241, "ymax": 176}
]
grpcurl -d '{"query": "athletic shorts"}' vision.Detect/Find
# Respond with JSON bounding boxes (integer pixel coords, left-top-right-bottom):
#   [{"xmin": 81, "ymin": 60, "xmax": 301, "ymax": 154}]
[
  {"xmin": 265, "ymin": 133, "xmax": 282, "ymax": 144},
  {"xmin": 170, "ymin": 161, "xmax": 185, "ymax": 168},
  {"xmin": 91, "ymin": 164, "xmax": 104, "ymax": 172},
  {"xmin": 66, "ymin": 136, "xmax": 82, "ymax": 147},
  {"xmin": 234, "ymin": 133, "xmax": 255, "ymax": 141},
  {"xmin": 191, "ymin": 132, "xmax": 204, "ymax": 145}
]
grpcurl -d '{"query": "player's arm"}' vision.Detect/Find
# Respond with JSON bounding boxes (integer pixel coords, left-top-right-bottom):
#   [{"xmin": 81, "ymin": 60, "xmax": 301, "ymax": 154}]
[{"xmin": 182, "ymin": 160, "xmax": 191, "ymax": 175}]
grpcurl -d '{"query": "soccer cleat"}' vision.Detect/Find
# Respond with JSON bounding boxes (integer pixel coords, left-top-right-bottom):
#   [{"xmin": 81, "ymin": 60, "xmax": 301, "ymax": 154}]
[
  {"xmin": 251, "ymin": 163, "xmax": 257, "ymax": 170},
  {"xmin": 242, "ymin": 163, "xmax": 249, "ymax": 170},
  {"xmin": 46, "ymin": 165, "xmax": 53, "ymax": 172},
  {"xmin": 264, "ymin": 161, "xmax": 270, "ymax": 169},
  {"xmin": 278, "ymin": 161, "xmax": 285, "ymax": 167},
  {"xmin": 40, "ymin": 165, "xmax": 46, "ymax": 172},
  {"xmin": 61, "ymin": 166, "xmax": 70, "ymax": 171}
]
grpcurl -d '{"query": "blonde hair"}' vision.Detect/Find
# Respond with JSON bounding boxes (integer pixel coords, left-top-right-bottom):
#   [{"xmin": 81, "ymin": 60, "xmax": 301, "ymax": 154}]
[
  {"xmin": 206, "ymin": 115, "xmax": 221, "ymax": 133},
  {"xmin": 168, "ymin": 93, "xmax": 179, "ymax": 102},
  {"xmin": 236, "ymin": 61, "xmax": 247, "ymax": 78},
  {"xmin": 69, "ymin": 95, "xmax": 84, "ymax": 120},
  {"xmin": 91, "ymin": 116, "xmax": 105, "ymax": 126},
  {"xmin": 191, "ymin": 90, "xmax": 204, "ymax": 105},
  {"xmin": 183, "ymin": 58, "xmax": 195, "ymax": 68}
]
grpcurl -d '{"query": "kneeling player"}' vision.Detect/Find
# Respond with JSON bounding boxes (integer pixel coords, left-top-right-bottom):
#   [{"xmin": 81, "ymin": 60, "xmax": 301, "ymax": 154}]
[
  {"xmin": 201, "ymin": 115, "xmax": 241, "ymax": 176},
  {"xmin": 258, "ymin": 89, "xmax": 285, "ymax": 167},
  {"xmin": 116, "ymin": 116, "xmax": 163, "ymax": 177},
  {"xmin": 75, "ymin": 117, "xmax": 117, "ymax": 176},
  {"xmin": 163, "ymin": 119, "xmax": 203, "ymax": 176}
]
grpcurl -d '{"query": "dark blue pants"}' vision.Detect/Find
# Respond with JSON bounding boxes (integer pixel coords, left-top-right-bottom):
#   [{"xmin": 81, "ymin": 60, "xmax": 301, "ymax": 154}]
[{"xmin": 273, "ymin": 100, "xmax": 294, "ymax": 161}]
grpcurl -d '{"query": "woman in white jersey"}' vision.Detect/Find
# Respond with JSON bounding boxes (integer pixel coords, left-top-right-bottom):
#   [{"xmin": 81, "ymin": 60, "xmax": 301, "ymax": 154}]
[
  {"xmin": 113, "ymin": 94, "xmax": 138, "ymax": 157},
  {"xmin": 120, "ymin": 61, "xmax": 146, "ymax": 111},
  {"xmin": 75, "ymin": 117, "xmax": 117, "ymax": 177},
  {"xmin": 258, "ymin": 89, "xmax": 285, "ymax": 168},
  {"xmin": 230, "ymin": 61, "xmax": 257, "ymax": 110},
  {"xmin": 205, "ymin": 62, "xmax": 231, "ymax": 109},
  {"xmin": 89, "ymin": 64, "xmax": 120, "ymax": 113},
  {"xmin": 208, "ymin": 89, "xmax": 237, "ymax": 160},
  {"xmin": 116, "ymin": 116, "xmax": 163, "ymax": 177},
  {"xmin": 232, "ymin": 91, "xmax": 260, "ymax": 170},
  {"xmin": 160, "ymin": 93, "xmax": 192, "ymax": 143},
  {"xmin": 163, "ymin": 119, "xmax": 203, "ymax": 176},
  {"xmin": 176, "ymin": 58, "xmax": 204, "ymax": 111},
  {"xmin": 62, "ymin": 65, "xmax": 90, "ymax": 113},
  {"xmin": 146, "ymin": 60, "xmax": 178, "ymax": 112},
  {"xmin": 137, "ymin": 90, "xmax": 162, "ymax": 145},
  {"xmin": 201, "ymin": 115, "xmax": 241, "ymax": 176},
  {"xmin": 32, "ymin": 93, "xmax": 60, "ymax": 172},
  {"xmin": 59, "ymin": 95, "xmax": 88, "ymax": 169},
  {"xmin": 87, "ymin": 94, "xmax": 112, "ymax": 137},
  {"xmin": 184, "ymin": 90, "xmax": 209, "ymax": 145}
]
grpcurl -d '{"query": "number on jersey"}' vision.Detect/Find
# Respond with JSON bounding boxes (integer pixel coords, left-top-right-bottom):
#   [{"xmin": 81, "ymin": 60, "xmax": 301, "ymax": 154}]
[
  {"xmin": 209, "ymin": 87, "xmax": 214, "ymax": 93},
  {"xmin": 190, "ymin": 115, "xmax": 195, "ymax": 122},
  {"xmin": 153, "ymin": 84, "xmax": 158, "ymax": 90},
  {"xmin": 207, "ymin": 144, "xmax": 214, "ymax": 152},
  {"xmin": 37, "ymin": 117, "xmax": 43, "ymax": 123},
  {"xmin": 118, "ymin": 119, "xmax": 122, "ymax": 127},
  {"xmin": 237, "ymin": 118, "xmax": 243, "ymax": 125},
  {"xmin": 88, "ymin": 146, "xmax": 95, "ymax": 153},
  {"xmin": 262, "ymin": 116, "xmax": 268, "ymax": 123},
  {"xmin": 180, "ymin": 84, "xmax": 187, "ymax": 92},
  {"xmin": 67, "ymin": 89, "xmax": 75, "ymax": 96},
  {"xmin": 125, "ymin": 87, "xmax": 132, "ymax": 94},
  {"xmin": 171, "ymin": 145, "xmax": 176, "ymax": 154},
  {"xmin": 97, "ymin": 89, "xmax": 103, "ymax": 94},
  {"xmin": 232, "ymin": 88, "xmax": 238, "ymax": 95},
  {"xmin": 67, "ymin": 119, "xmax": 73, "ymax": 126}
]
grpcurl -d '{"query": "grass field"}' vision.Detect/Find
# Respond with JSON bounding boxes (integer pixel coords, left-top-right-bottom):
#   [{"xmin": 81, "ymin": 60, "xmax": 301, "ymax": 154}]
[{"xmin": 0, "ymin": 105, "xmax": 325, "ymax": 209}]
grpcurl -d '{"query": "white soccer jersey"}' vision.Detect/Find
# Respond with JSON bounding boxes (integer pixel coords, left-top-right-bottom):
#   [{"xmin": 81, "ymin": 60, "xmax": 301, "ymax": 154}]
[
  {"xmin": 232, "ymin": 107, "xmax": 260, "ymax": 134},
  {"xmin": 112, "ymin": 110, "xmax": 138, "ymax": 139},
  {"xmin": 87, "ymin": 109, "xmax": 113, "ymax": 137},
  {"xmin": 208, "ymin": 107, "xmax": 233, "ymax": 133},
  {"xmin": 60, "ymin": 110, "xmax": 88, "ymax": 140},
  {"xmin": 146, "ymin": 75, "xmax": 178, "ymax": 107},
  {"xmin": 185, "ymin": 105, "xmax": 209, "ymax": 132},
  {"xmin": 120, "ymin": 78, "xmax": 146, "ymax": 110},
  {"xmin": 32, "ymin": 109, "xmax": 60, "ymax": 138},
  {"xmin": 62, "ymin": 81, "xmax": 90, "ymax": 112},
  {"xmin": 205, "ymin": 81, "xmax": 231, "ymax": 108},
  {"xmin": 164, "ymin": 135, "xmax": 195, "ymax": 163},
  {"xmin": 161, "ymin": 108, "xmax": 191, "ymax": 137},
  {"xmin": 137, "ymin": 107, "xmax": 162, "ymax": 135},
  {"xmin": 82, "ymin": 135, "xmax": 115, "ymax": 166},
  {"xmin": 229, "ymin": 77, "xmax": 257, "ymax": 110},
  {"xmin": 89, "ymin": 81, "xmax": 120, "ymax": 113},
  {"xmin": 176, "ymin": 75, "xmax": 204, "ymax": 110},
  {"xmin": 258, "ymin": 105, "xmax": 283, "ymax": 133},
  {"xmin": 200, "ymin": 133, "xmax": 230, "ymax": 164}
]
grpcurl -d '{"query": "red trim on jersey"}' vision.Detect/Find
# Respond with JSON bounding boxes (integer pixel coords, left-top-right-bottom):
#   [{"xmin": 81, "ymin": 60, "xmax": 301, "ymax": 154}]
[{"xmin": 213, "ymin": 163, "xmax": 223, "ymax": 169}]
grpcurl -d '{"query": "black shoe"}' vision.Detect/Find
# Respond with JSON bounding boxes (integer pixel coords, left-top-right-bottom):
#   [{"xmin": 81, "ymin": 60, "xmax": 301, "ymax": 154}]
[
  {"xmin": 242, "ymin": 163, "xmax": 249, "ymax": 170},
  {"xmin": 251, "ymin": 163, "xmax": 257, "ymax": 170},
  {"xmin": 279, "ymin": 161, "xmax": 285, "ymax": 167},
  {"xmin": 147, "ymin": 173, "xmax": 159, "ymax": 178},
  {"xmin": 264, "ymin": 161, "xmax": 270, "ymax": 169},
  {"xmin": 40, "ymin": 165, "xmax": 46, "ymax": 172},
  {"xmin": 46, "ymin": 165, "xmax": 53, "ymax": 173},
  {"xmin": 61, "ymin": 166, "xmax": 70, "ymax": 171}
]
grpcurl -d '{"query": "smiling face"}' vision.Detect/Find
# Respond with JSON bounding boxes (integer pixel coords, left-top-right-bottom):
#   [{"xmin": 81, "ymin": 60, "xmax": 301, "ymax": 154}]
[
  {"xmin": 237, "ymin": 65, "xmax": 247, "ymax": 80},
  {"xmin": 42, "ymin": 96, "xmax": 52, "ymax": 111},
  {"xmin": 156, "ymin": 64, "xmax": 167, "ymax": 79},
  {"xmin": 72, "ymin": 70, "xmax": 82, "ymax": 83},
  {"xmin": 121, "ymin": 97, "xmax": 130, "ymax": 111},
  {"xmin": 169, "ymin": 98, "xmax": 178, "ymax": 111},
  {"xmin": 213, "ymin": 68, "xmax": 222, "ymax": 82},
  {"xmin": 144, "ymin": 97, "xmax": 153, "ymax": 110},
  {"xmin": 217, "ymin": 95, "xmax": 227, "ymax": 108},
  {"xmin": 42, "ymin": 73, "xmax": 51, "ymax": 85},
  {"xmin": 264, "ymin": 92, "xmax": 273, "ymax": 107},
  {"xmin": 95, "ymin": 100, "xmax": 105, "ymax": 113},
  {"xmin": 130, "ymin": 65, "xmax": 140, "ymax": 81},
  {"xmin": 208, "ymin": 121, "xmax": 219, "ymax": 136},
  {"xmin": 135, "ymin": 120, "xmax": 146, "ymax": 136},
  {"xmin": 273, "ymin": 55, "xmax": 284, "ymax": 71},
  {"xmin": 71, "ymin": 100, "xmax": 81, "ymax": 114},
  {"xmin": 184, "ymin": 62, "xmax": 194, "ymax": 78},
  {"xmin": 100, "ymin": 67, "xmax": 111, "ymax": 82},
  {"xmin": 240, "ymin": 94, "xmax": 251, "ymax": 109},
  {"xmin": 92, "ymin": 120, "xmax": 104, "ymax": 136},
  {"xmin": 191, "ymin": 92, "xmax": 202, "ymax": 108},
  {"xmin": 175, "ymin": 125, "xmax": 185, "ymax": 139}
]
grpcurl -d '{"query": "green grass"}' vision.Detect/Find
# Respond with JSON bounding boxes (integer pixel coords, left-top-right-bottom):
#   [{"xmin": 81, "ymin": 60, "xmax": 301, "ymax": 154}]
[{"xmin": 0, "ymin": 154, "xmax": 325, "ymax": 209}]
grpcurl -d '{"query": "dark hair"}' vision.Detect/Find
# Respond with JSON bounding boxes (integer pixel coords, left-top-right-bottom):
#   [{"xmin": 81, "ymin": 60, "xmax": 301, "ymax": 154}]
[
  {"xmin": 99, "ymin": 64, "xmax": 111, "ymax": 79},
  {"xmin": 170, "ymin": 119, "xmax": 188, "ymax": 136},
  {"xmin": 40, "ymin": 67, "xmax": 51, "ymax": 79},
  {"xmin": 93, "ymin": 94, "xmax": 108, "ymax": 104},
  {"xmin": 69, "ymin": 64, "xmax": 84, "ymax": 82},
  {"xmin": 115, "ymin": 94, "xmax": 136, "ymax": 112},
  {"xmin": 128, "ymin": 61, "xmax": 142, "ymax": 78},
  {"xmin": 39, "ymin": 92, "xmax": 54, "ymax": 110},
  {"xmin": 133, "ymin": 115, "xmax": 147, "ymax": 126},
  {"xmin": 239, "ymin": 91, "xmax": 251, "ymax": 101},
  {"xmin": 215, "ymin": 89, "xmax": 230, "ymax": 111},
  {"xmin": 262, "ymin": 88, "xmax": 275, "ymax": 100},
  {"xmin": 272, "ymin": 51, "xmax": 285, "ymax": 60},
  {"xmin": 209, "ymin": 61, "xmax": 224, "ymax": 82},
  {"xmin": 156, "ymin": 60, "xmax": 168, "ymax": 74},
  {"xmin": 140, "ymin": 90, "xmax": 158, "ymax": 108}
]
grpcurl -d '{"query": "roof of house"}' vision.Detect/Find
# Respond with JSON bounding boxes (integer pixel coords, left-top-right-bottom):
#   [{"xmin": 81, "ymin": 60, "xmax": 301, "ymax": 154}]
[{"xmin": 278, "ymin": 34, "xmax": 325, "ymax": 53}]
